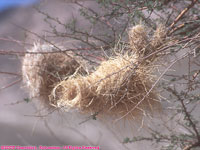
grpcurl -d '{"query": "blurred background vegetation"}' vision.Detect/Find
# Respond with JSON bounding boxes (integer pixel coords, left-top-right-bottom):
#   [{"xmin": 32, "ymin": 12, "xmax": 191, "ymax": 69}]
[{"xmin": 0, "ymin": 0, "xmax": 200, "ymax": 150}]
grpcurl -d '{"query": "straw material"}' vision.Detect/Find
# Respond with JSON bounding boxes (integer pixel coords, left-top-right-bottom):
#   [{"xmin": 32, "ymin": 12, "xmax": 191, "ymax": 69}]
[
  {"xmin": 22, "ymin": 24, "xmax": 166, "ymax": 120},
  {"xmin": 129, "ymin": 24, "xmax": 167, "ymax": 63},
  {"xmin": 128, "ymin": 25, "xmax": 149, "ymax": 57},
  {"xmin": 151, "ymin": 24, "xmax": 167, "ymax": 48},
  {"xmin": 50, "ymin": 53, "xmax": 159, "ymax": 119},
  {"xmin": 22, "ymin": 43, "xmax": 86, "ymax": 106}
]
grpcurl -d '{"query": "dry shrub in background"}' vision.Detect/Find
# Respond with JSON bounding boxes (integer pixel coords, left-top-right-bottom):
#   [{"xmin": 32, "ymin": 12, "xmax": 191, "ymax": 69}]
[
  {"xmin": 15, "ymin": 0, "xmax": 200, "ymax": 148},
  {"xmin": 22, "ymin": 25, "xmax": 166, "ymax": 121},
  {"xmin": 22, "ymin": 43, "xmax": 86, "ymax": 107}
]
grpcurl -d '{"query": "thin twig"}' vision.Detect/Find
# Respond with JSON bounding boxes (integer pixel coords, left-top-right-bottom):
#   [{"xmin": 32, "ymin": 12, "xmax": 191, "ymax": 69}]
[
  {"xmin": 0, "ymin": 77, "xmax": 22, "ymax": 91},
  {"xmin": 167, "ymin": 87, "xmax": 200, "ymax": 142},
  {"xmin": 169, "ymin": 0, "xmax": 198, "ymax": 29}
]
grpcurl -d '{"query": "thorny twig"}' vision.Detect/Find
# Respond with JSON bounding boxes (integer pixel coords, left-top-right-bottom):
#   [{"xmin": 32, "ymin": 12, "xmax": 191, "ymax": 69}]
[
  {"xmin": 167, "ymin": 87, "xmax": 200, "ymax": 150},
  {"xmin": 169, "ymin": 0, "xmax": 198, "ymax": 30}
]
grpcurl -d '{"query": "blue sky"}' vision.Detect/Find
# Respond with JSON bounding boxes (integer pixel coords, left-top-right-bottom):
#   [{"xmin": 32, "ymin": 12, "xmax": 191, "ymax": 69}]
[{"xmin": 0, "ymin": 0, "xmax": 39, "ymax": 12}]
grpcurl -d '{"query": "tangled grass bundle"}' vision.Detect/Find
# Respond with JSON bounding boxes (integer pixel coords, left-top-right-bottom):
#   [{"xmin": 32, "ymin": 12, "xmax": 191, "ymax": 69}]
[
  {"xmin": 151, "ymin": 24, "xmax": 167, "ymax": 48},
  {"xmin": 129, "ymin": 25, "xmax": 167, "ymax": 63},
  {"xmin": 50, "ymin": 53, "xmax": 159, "ymax": 120},
  {"xmin": 22, "ymin": 43, "xmax": 86, "ymax": 107},
  {"xmin": 128, "ymin": 25, "xmax": 149, "ymax": 56},
  {"xmin": 22, "ymin": 24, "xmax": 166, "ymax": 121}
]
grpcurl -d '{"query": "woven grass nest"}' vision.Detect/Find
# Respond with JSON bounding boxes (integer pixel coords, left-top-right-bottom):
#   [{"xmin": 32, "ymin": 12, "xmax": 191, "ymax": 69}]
[
  {"xmin": 22, "ymin": 43, "xmax": 87, "ymax": 107},
  {"xmin": 22, "ymin": 25, "xmax": 166, "ymax": 121}
]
